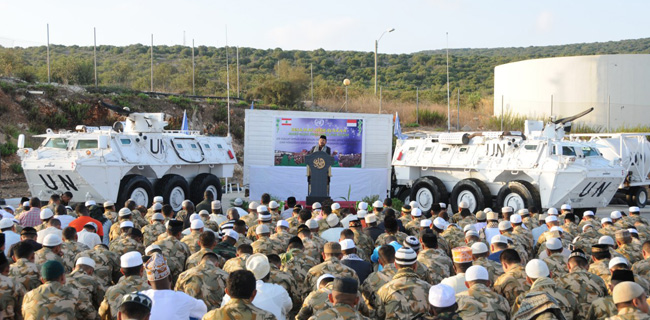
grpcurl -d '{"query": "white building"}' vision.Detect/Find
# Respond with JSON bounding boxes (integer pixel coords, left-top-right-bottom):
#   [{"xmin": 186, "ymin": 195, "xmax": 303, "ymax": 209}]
[{"xmin": 493, "ymin": 54, "xmax": 650, "ymax": 131}]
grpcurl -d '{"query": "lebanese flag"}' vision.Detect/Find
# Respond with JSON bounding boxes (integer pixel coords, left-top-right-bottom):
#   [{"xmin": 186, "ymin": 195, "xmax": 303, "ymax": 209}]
[
  {"xmin": 281, "ymin": 118, "xmax": 291, "ymax": 126},
  {"xmin": 347, "ymin": 119, "xmax": 357, "ymax": 127}
]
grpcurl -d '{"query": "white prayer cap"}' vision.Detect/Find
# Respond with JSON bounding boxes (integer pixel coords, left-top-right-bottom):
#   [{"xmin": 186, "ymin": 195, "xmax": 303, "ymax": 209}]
[
  {"xmin": 471, "ymin": 242, "xmax": 488, "ymax": 254},
  {"xmin": 198, "ymin": 210, "xmax": 210, "ymax": 216},
  {"xmin": 248, "ymin": 201, "xmax": 259, "ymax": 210},
  {"xmin": 316, "ymin": 274, "xmax": 335, "ymax": 290},
  {"xmin": 225, "ymin": 229, "xmax": 239, "ymax": 241},
  {"xmin": 629, "ymin": 228, "xmax": 639, "ymax": 235},
  {"xmin": 428, "ymin": 284, "xmax": 456, "ymax": 308},
  {"xmin": 630, "ymin": 206, "xmax": 641, "ymax": 213},
  {"xmin": 326, "ymin": 214, "xmax": 340, "ymax": 227},
  {"xmin": 358, "ymin": 202, "xmax": 368, "ymax": 210},
  {"xmin": 545, "ymin": 216, "xmax": 558, "ymax": 223},
  {"xmin": 331, "ymin": 203, "xmax": 341, "ymax": 211},
  {"xmin": 465, "ymin": 230, "xmax": 479, "ymax": 238},
  {"xmin": 561, "ymin": 204, "xmax": 571, "ymax": 210},
  {"xmin": 501, "ymin": 206, "xmax": 513, "ymax": 213},
  {"xmin": 40, "ymin": 208, "xmax": 54, "ymax": 220},
  {"xmin": 498, "ymin": 221, "xmax": 512, "ymax": 231},
  {"xmin": 245, "ymin": 253, "xmax": 270, "ymax": 280},
  {"xmin": 394, "ymin": 247, "xmax": 418, "ymax": 265},
  {"xmin": 211, "ymin": 200, "xmax": 222, "ymax": 210},
  {"xmin": 510, "ymin": 214, "xmax": 522, "ymax": 224},
  {"xmin": 118, "ymin": 208, "xmax": 132, "ymax": 217},
  {"xmin": 255, "ymin": 224, "xmax": 270, "ymax": 234},
  {"xmin": 43, "ymin": 234, "xmax": 62, "ymax": 246},
  {"xmin": 357, "ymin": 210, "xmax": 367, "ymax": 218},
  {"xmin": 120, "ymin": 221, "xmax": 134, "ymax": 229},
  {"xmin": 277, "ymin": 220, "xmax": 289, "ymax": 228},
  {"xmin": 151, "ymin": 213, "xmax": 164, "ymax": 221},
  {"xmin": 547, "ymin": 208, "xmax": 558, "ymax": 216},
  {"xmin": 152, "ymin": 203, "xmax": 163, "ymax": 211},
  {"xmin": 463, "ymin": 224, "xmax": 476, "ymax": 232},
  {"xmin": 584, "ymin": 210, "xmax": 595, "ymax": 216},
  {"xmin": 465, "ymin": 265, "xmax": 489, "ymax": 281},
  {"xmin": 268, "ymin": 201, "xmax": 279, "ymax": 209},
  {"xmin": 483, "ymin": 207, "xmax": 493, "ymax": 213},
  {"xmin": 153, "ymin": 196, "xmax": 164, "ymax": 203},
  {"xmin": 409, "ymin": 201, "xmax": 419, "ymax": 209},
  {"xmin": 256, "ymin": 205, "xmax": 268, "ymax": 213},
  {"xmin": 189, "ymin": 213, "xmax": 200, "ymax": 222},
  {"xmin": 0, "ymin": 218, "xmax": 13, "ymax": 229},
  {"xmin": 120, "ymin": 251, "xmax": 143, "ymax": 268},
  {"xmin": 403, "ymin": 236, "xmax": 421, "ymax": 251},
  {"xmin": 601, "ymin": 217, "xmax": 613, "ymax": 224},
  {"xmin": 491, "ymin": 235, "xmax": 509, "ymax": 245},
  {"xmin": 526, "ymin": 259, "xmax": 550, "ymax": 278},
  {"xmin": 439, "ymin": 203, "xmax": 447, "ymax": 209},
  {"xmin": 550, "ymin": 226, "xmax": 563, "ymax": 233},
  {"xmin": 411, "ymin": 208, "xmax": 422, "ymax": 217},
  {"xmin": 598, "ymin": 236, "xmax": 615, "ymax": 246},
  {"xmin": 546, "ymin": 238, "xmax": 563, "ymax": 250},
  {"xmin": 233, "ymin": 198, "xmax": 243, "ymax": 206},
  {"xmin": 76, "ymin": 257, "xmax": 96, "ymax": 269},
  {"xmin": 85, "ymin": 200, "xmax": 96, "ymax": 207},
  {"xmin": 372, "ymin": 200, "xmax": 383, "ymax": 208},
  {"xmin": 312, "ymin": 202, "xmax": 322, "ymax": 210},
  {"xmin": 190, "ymin": 219, "xmax": 204, "ymax": 230},
  {"xmin": 339, "ymin": 239, "xmax": 356, "ymax": 250},
  {"xmin": 306, "ymin": 219, "xmax": 319, "ymax": 229},
  {"xmin": 22, "ymin": 201, "xmax": 29, "ymax": 207},
  {"xmin": 611, "ymin": 211, "xmax": 622, "ymax": 219},
  {"xmin": 433, "ymin": 217, "xmax": 448, "ymax": 230},
  {"xmin": 104, "ymin": 201, "xmax": 115, "ymax": 207},
  {"xmin": 365, "ymin": 214, "xmax": 377, "ymax": 224},
  {"xmin": 420, "ymin": 219, "xmax": 432, "ymax": 228},
  {"xmin": 613, "ymin": 281, "xmax": 645, "ymax": 304},
  {"xmin": 609, "ymin": 257, "xmax": 629, "ymax": 269},
  {"xmin": 458, "ymin": 201, "xmax": 469, "ymax": 209},
  {"xmin": 582, "ymin": 224, "xmax": 593, "ymax": 232},
  {"xmin": 145, "ymin": 244, "xmax": 161, "ymax": 255}
]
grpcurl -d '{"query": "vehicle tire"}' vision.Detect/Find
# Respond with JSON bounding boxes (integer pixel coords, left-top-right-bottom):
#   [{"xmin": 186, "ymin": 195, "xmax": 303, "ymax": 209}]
[
  {"xmin": 117, "ymin": 175, "xmax": 154, "ymax": 209},
  {"xmin": 397, "ymin": 188, "xmax": 411, "ymax": 203},
  {"xmin": 496, "ymin": 180, "xmax": 541, "ymax": 213},
  {"xmin": 410, "ymin": 177, "xmax": 448, "ymax": 213},
  {"xmin": 450, "ymin": 178, "xmax": 492, "ymax": 214},
  {"xmin": 626, "ymin": 187, "xmax": 648, "ymax": 208},
  {"xmin": 155, "ymin": 174, "xmax": 190, "ymax": 212},
  {"xmin": 190, "ymin": 173, "xmax": 222, "ymax": 204}
]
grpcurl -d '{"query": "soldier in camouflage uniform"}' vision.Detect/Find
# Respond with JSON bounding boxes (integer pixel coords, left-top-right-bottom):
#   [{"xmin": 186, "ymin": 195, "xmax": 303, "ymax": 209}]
[
  {"xmin": 456, "ymin": 265, "xmax": 510, "ymax": 320},
  {"xmin": 573, "ymin": 224, "xmax": 601, "ymax": 254},
  {"xmin": 109, "ymin": 208, "xmax": 141, "ymax": 242},
  {"xmin": 578, "ymin": 211, "xmax": 601, "ymax": 230},
  {"xmin": 0, "ymin": 252, "xmax": 25, "ymax": 320},
  {"xmin": 202, "ymin": 269, "xmax": 276, "ymax": 320},
  {"xmin": 512, "ymin": 292, "xmax": 566, "ymax": 320},
  {"xmin": 307, "ymin": 277, "xmax": 370, "ymax": 320},
  {"xmin": 361, "ymin": 245, "xmax": 398, "ymax": 318},
  {"xmin": 99, "ymin": 251, "xmax": 150, "ymax": 320},
  {"xmin": 616, "ymin": 229, "xmax": 643, "ymax": 265},
  {"xmin": 375, "ymin": 216, "xmax": 408, "ymax": 246},
  {"xmin": 282, "ymin": 239, "xmax": 320, "ymax": 300},
  {"xmin": 270, "ymin": 220, "xmax": 294, "ymax": 249},
  {"xmin": 200, "ymin": 209, "xmax": 220, "ymax": 232},
  {"xmin": 542, "ymin": 238, "xmax": 569, "ymax": 279},
  {"xmin": 493, "ymin": 249, "xmax": 531, "ymax": 308},
  {"xmin": 222, "ymin": 243, "xmax": 251, "ymax": 274},
  {"xmin": 398, "ymin": 205, "xmax": 413, "ymax": 227},
  {"xmin": 251, "ymin": 224, "xmax": 283, "ymax": 255},
  {"xmin": 22, "ymin": 260, "xmax": 97, "ymax": 320},
  {"xmin": 267, "ymin": 254, "xmax": 300, "ymax": 309},
  {"xmin": 632, "ymin": 241, "xmax": 650, "ymax": 283},
  {"xmin": 175, "ymin": 252, "xmax": 228, "ymax": 311},
  {"xmin": 418, "ymin": 232, "xmax": 454, "ymax": 279},
  {"xmin": 9, "ymin": 241, "xmax": 41, "ymax": 291},
  {"xmin": 297, "ymin": 273, "xmax": 335, "ymax": 320},
  {"xmin": 511, "ymin": 259, "xmax": 579, "ymax": 320},
  {"xmin": 153, "ymin": 220, "xmax": 191, "ymax": 284},
  {"xmin": 424, "ymin": 283, "xmax": 463, "ymax": 320},
  {"xmin": 441, "ymin": 224, "xmax": 465, "ymax": 251},
  {"xmin": 561, "ymin": 213, "xmax": 580, "ymax": 238},
  {"xmin": 246, "ymin": 210, "xmax": 276, "ymax": 241},
  {"xmin": 590, "ymin": 244, "xmax": 613, "ymax": 284},
  {"xmin": 510, "ymin": 214, "xmax": 534, "ymax": 255},
  {"xmin": 376, "ymin": 247, "xmax": 431, "ymax": 320},
  {"xmin": 586, "ymin": 269, "xmax": 633, "ymax": 320},
  {"xmin": 233, "ymin": 220, "xmax": 253, "ymax": 247},
  {"xmin": 181, "ymin": 219, "xmax": 204, "ymax": 254},
  {"xmin": 141, "ymin": 212, "xmax": 166, "ymax": 247},
  {"xmin": 605, "ymin": 281, "xmax": 650, "ymax": 320},
  {"xmin": 60, "ymin": 227, "xmax": 90, "ymax": 272},
  {"xmin": 67, "ymin": 257, "xmax": 106, "ymax": 309},
  {"xmin": 109, "ymin": 227, "xmax": 145, "ymax": 256},
  {"xmin": 298, "ymin": 228, "xmax": 323, "ymax": 259},
  {"xmin": 306, "ymin": 242, "xmax": 359, "ymax": 289},
  {"xmin": 34, "ymin": 233, "xmax": 64, "ymax": 266},
  {"xmin": 214, "ymin": 230, "xmax": 239, "ymax": 262},
  {"xmin": 75, "ymin": 244, "xmax": 121, "ymax": 287},
  {"xmin": 598, "ymin": 218, "xmax": 619, "ymax": 238},
  {"xmin": 185, "ymin": 231, "xmax": 223, "ymax": 270},
  {"xmin": 556, "ymin": 250, "xmax": 608, "ymax": 319},
  {"xmin": 471, "ymin": 242, "xmax": 504, "ymax": 284}
]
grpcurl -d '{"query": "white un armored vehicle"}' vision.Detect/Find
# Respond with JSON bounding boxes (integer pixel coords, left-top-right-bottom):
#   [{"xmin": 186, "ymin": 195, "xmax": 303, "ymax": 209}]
[
  {"xmin": 16, "ymin": 104, "xmax": 237, "ymax": 211},
  {"xmin": 392, "ymin": 108, "xmax": 627, "ymax": 215}
]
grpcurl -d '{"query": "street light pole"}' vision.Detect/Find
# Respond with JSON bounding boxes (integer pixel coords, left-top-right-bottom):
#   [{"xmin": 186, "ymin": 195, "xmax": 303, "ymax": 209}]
[{"xmin": 374, "ymin": 28, "xmax": 395, "ymax": 95}]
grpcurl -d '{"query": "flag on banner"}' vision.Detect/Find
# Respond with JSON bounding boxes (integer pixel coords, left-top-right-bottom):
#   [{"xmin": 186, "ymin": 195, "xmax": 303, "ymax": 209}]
[
  {"xmin": 181, "ymin": 110, "xmax": 189, "ymax": 134},
  {"xmin": 394, "ymin": 112, "xmax": 407, "ymax": 140},
  {"xmin": 347, "ymin": 119, "xmax": 358, "ymax": 127},
  {"xmin": 250, "ymin": 101, "xmax": 255, "ymax": 110},
  {"xmin": 281, "ymin": 118, "xmax": 292, "ymax": 126}
]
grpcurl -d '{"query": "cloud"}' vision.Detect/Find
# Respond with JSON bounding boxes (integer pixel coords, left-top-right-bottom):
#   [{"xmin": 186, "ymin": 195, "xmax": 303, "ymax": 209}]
[
  {"xmin": 265, "ymin": 17, "xmax": 360, "ymax": 50},
  {"xmin": 536, "ymin": 11, "xmax": 553, "ymax": 33}
]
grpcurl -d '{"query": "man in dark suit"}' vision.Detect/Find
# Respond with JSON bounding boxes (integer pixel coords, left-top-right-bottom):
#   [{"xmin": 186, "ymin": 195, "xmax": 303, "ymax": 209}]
[
  {"xmin": 309, "ymin": 135, "xmax": 331, "ymax": 155},
  {"xmin": 339, "ymin": 238, "xmax": 373, "ymax": 283}
]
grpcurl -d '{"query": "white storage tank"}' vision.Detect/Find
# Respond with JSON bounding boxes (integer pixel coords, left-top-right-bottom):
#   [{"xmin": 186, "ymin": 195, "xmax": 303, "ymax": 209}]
[{"xmin": 494, "ymin": 54, "xmax": 650, "ymax": 131}]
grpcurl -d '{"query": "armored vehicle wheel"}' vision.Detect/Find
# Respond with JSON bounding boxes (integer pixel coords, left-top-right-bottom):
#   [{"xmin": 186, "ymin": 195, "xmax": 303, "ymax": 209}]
[
  {"xmin": 496, "ymin": 180, "xmax": 541, "ymax": 213},
  {"xmin": 410, "ymin": 177, "xmax": 448, "ymax": 213},
  {"xmin": 450, "ymin": 178, "xmax": 492, "ymax": 214},
  {"xmin": 117, "ymin": 175, "xmax": 154, "ymax": 209},
  {"xmin": 626, "ymin": 187, "xmax": 648, "ymax": 208},
  {"xmin": 156, "ymin": 175, "xmax": 190, "ymax": 212},
  {"xmin": 190, "ymin": 173, "xmax": 222, "ymax": 204}
]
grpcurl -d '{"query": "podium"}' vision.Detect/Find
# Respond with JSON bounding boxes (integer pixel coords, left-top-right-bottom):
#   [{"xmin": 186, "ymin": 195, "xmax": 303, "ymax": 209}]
[{"xmin": 305, "ymin": 151, "xmax": 333, "ymax": 205}]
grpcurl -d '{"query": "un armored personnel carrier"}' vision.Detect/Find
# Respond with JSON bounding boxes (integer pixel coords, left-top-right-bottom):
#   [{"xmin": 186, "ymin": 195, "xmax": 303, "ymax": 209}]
[
  {"xmin": 16, "ymin": 104, "xmax": 237, "ymax": 211},
  {"xmin": 392, "ymin": 108, "xmax": 627, "ymax": 215}
]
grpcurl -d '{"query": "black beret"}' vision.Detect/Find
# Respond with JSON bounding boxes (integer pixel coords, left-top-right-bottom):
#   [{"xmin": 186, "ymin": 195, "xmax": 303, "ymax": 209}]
[
  {"xmin": 168, "ymin": 220, "xmax": 184, "ymax": 232},
  {"xmin": 332, "ymin": 277, "xmax": 358, "ymax": 294}
]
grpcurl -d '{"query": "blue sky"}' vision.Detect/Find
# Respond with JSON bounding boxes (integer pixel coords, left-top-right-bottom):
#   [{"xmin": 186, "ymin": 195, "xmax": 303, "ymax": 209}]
[{"xmin": 0, "ymin": 0, "xmax": 648, "ymax": 53}]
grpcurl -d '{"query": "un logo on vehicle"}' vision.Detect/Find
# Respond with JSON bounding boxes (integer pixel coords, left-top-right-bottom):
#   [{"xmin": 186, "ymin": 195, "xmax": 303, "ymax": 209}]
[{"xmin": 313, "ymin": 157, "xmax": 326, "ymax": 169}]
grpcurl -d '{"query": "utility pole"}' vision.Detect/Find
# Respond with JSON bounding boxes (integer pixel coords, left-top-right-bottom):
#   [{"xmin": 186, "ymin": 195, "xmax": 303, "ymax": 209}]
[
  {"xmin": 416, "ymin": 87, "xmax": 419, "ymax": 125},
  {"xmin": 191, "ymin": 39, "xmax": 195, "ymax": 95},
  {"xmin": 236, "ymin": 46, "xmax": 240, "ymax": 98},
  {"xmin": 93, "ymin": 27, "xmax": 97, "ymax": 88},
  {"xmin": 374, "ymin": 40, "xmax": 378, "ymax": 95},
  {"xmin": 457, "ymin": 88, "xmax": 460, "ymax": 130},
  {"xmin": 150, "ymin": 34, "xmax": 154, "ymax": 92},
  {"xmin": 379, "ymin": 86, "xmax": 382, "ymax": 114},
  {"xmin": 46, "ymin": 24, "xmax": 50, "ymax": 83},
  {"xmin": 225, "ymin": 26, "xmax": 230, "ymax": 136},
  {"xmin": 446, "ymin": 32, "xmax": 450, "ymax": 132},
  {"xmin": 310, "ymin": 63, "xmax": 314, "ymax": 103}
]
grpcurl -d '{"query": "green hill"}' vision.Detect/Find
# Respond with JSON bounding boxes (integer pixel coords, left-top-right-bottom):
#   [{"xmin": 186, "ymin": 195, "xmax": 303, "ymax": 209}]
[{"xmin": 2, "ymin": 37, "xmax": 650, "ymax": 106}]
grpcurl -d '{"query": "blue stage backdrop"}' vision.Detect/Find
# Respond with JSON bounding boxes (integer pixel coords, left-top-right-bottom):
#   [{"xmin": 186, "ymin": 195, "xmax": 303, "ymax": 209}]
[{"xmin": 274, "ymin": 117, "xmax": 364, "ymax": 167}]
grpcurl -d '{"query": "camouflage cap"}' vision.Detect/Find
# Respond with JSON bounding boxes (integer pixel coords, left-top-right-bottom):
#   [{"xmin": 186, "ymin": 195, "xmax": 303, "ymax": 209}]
[{"xmin": 332, "ymin": 277, "xmax": 358, "ymax": 294}]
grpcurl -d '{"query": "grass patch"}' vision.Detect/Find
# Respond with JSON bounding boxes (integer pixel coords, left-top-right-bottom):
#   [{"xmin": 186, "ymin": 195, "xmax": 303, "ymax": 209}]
[
  {"xmin": 418, "ymin": 109, "xmax": 447, "ymax": 126},
  {"xmin": 0, "ymin": 142, "xmax": 17, "ymax": 156},
  {"xmin": 485, "ymin": 112, "xmax": 528, "ymax": 131},
  {"xmin": 10, "ymin": 163, "xmax": 23, "ymax": 174}
]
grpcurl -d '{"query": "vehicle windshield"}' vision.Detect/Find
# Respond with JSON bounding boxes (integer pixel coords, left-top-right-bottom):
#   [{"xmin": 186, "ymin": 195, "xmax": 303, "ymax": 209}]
[
  {"xmin": 581, "ymin": 146, "xmax": 601, "ymax": 157},
  {"xmin": 43, "ymin": 138, "xmax": 69, "ymax": 149},
  {"xmin": 562, "ymin": 146, "xmax": 576, "ymax": 156},
  {"xmin": 75, "ymin": 140, "xmax": 98, "ymax": 149}
]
